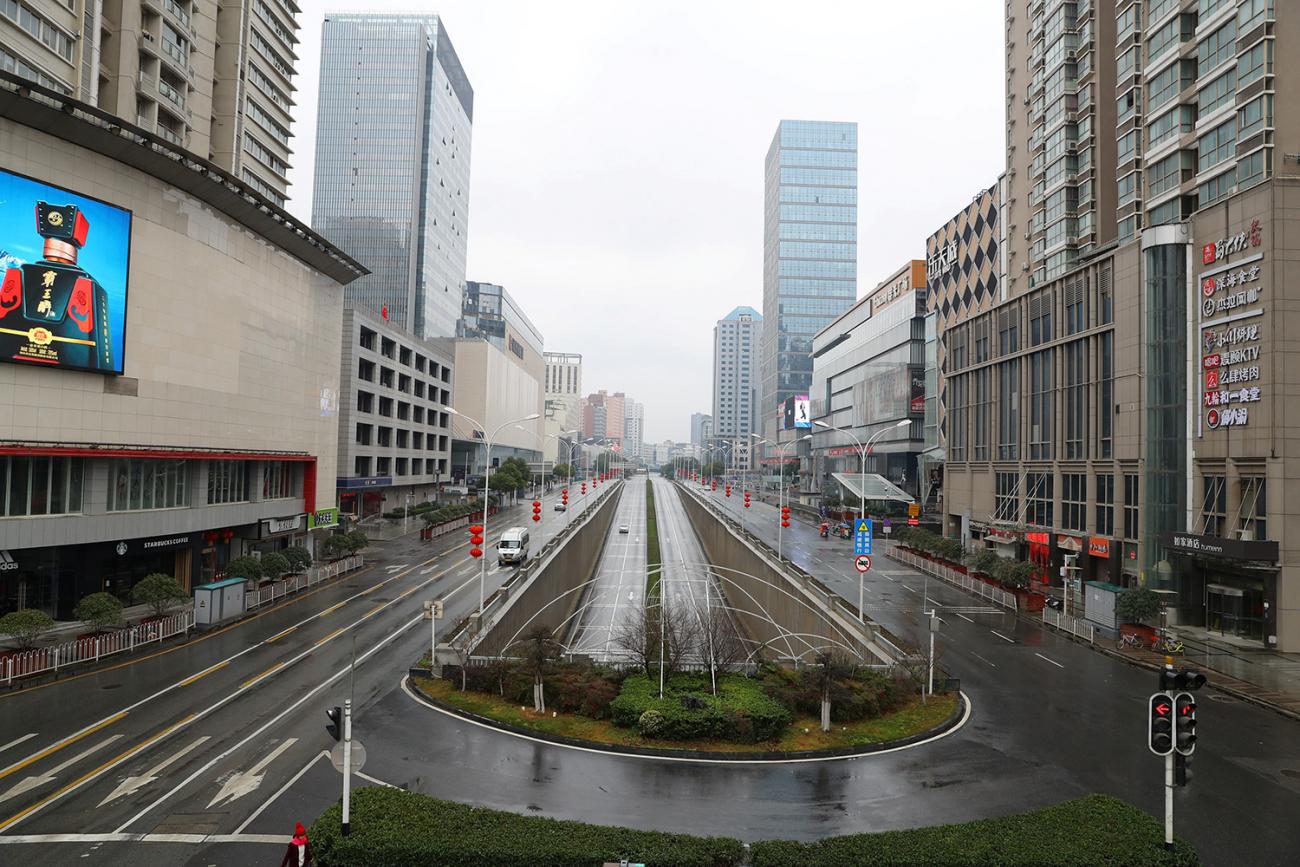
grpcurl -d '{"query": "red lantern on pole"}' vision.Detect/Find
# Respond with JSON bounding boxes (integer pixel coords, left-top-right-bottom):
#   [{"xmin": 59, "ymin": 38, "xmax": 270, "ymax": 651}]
[
  {"xmin": 744, "ymin": 492, "xmax": 752, "ymax": 509},
  {"xmin": 725, "ymin": 485, "xmax": 732, "ymax": 497},
  {"xmin": 711, "ymin": 480, "xmax": 717, "ymax": 491},
  {"xmin": 470, "ymin": 547, "xmax": 483, "ymax": 558},
  {"xmin": 532, "ymin": 500, "xmax": 541, "ymax": 522},
  {"xmin": 781, "ymin": 505, "xmax": 790, "ymax": 528}
]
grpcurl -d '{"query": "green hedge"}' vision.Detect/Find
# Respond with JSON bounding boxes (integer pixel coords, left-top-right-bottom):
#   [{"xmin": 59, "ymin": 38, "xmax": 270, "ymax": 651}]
[
  {"xmin": 448, "ymin": 662, "xmax": 624, "ymax": 720},
  {"xmin": 758, "ymin": 664, "xmax": 914, "ymax": 723},
  {"xmin": 748, "ymin": 794, "xmax": 1198, "ymax": 866},
  {"xmin": 646, "ymin": 479, "xmax": 662, "ymax": 598},
  {"xmin": 609, "ymin": 674, "xmax": 791, "ymax": 743},
  {"xmin": 310, "ymin": 786, "xmax": 744, "ymax": 867}
]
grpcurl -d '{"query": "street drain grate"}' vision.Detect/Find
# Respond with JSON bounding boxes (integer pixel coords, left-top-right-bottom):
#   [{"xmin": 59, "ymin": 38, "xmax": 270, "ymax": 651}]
[{"xmin": 101, "ymin": 683, "xmax": 121, "ymax": 690}]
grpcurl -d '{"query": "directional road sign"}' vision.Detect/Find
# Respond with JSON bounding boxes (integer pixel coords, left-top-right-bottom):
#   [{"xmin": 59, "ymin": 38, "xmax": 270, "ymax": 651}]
[
  {"xmin": 853, "ymin": 518, "xmax": 874, "ymax": 556},
  {"xmin": 855, "ymin": 555, "xmax": 872, "ymax": 573}
]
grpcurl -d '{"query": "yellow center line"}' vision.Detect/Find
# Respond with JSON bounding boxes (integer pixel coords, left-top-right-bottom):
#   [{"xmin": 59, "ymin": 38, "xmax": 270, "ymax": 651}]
[
  {"xmin": 266, "ymin": 625, "xmax": 298, "ymax": 644},
  {"xmin": 178, "ymin": 660, "xmax": 229, "ymax": 688},
  {"xmin": 313, "ymin": 628, "xmax": 346, "ymax": 648},
  {"xmin": 239, "ymin": 661, "xmax": 285, "ymax": 691},
  {"xmin": 0, "ymin": 711, "xmax": 128, "ymax": 781},
  {"xmin": 0, "ymin": 714, "xmax": 195, "ymax": 834},
  {"xmin": 320, "ymin": 601, "xmax": 346, "ymax": 616},
  {"xmin": 360, "ymin": 605, "xmax": 384, "ymax": 622},
  {"xmin": 359, "ymin": 584, "xmax": 382, "ymax": 595}
]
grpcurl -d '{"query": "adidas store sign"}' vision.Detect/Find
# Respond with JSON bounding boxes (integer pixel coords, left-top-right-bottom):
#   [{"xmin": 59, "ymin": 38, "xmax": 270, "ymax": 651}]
[{"xmin": 0, "ymin": 551, "xmax": 17, "ymax": 571}]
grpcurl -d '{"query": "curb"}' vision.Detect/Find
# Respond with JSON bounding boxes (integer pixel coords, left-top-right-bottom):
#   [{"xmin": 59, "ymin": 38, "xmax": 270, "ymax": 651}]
[{"xmin": 404, "ymin": 675, "xmax": 969, "ymax": 763}]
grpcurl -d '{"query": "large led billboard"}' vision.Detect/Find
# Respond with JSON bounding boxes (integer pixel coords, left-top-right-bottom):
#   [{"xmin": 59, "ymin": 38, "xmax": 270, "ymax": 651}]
[
  {"xmin": 782, "ymin": 395, "xmax": 812, "ymax": 430},
  {"xmin": 0, "ymin": 169, "xmax": 131, "ymax": 374}
]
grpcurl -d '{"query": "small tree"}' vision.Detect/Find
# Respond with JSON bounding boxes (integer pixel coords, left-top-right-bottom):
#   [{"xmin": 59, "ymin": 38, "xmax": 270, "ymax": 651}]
[
  {"xmin": 344, "ymin": 530, "xmax": 369, "ymax": 554},
  {"xmin": 966, "ymin": 548, "xmax": 1003, "ymax": 577},
  {"xmin": 224, "ymin": 555, "xmax": 264, "ymax": 581},
  {"xmin": 131, "ymin": 573, "xmax": 188, "ymax": 618},
  {"xmin": 514, "ymin": 626, "xmax": 561, "ymax": 713},
  {"xmin": 0, "ymin": 608, "xmax": 55, "ymax": 650},
  {"xmin": 997, "ymin": 559, "xmax": 1038, "ymax": 591},
  {"xmin": 283, "ymin": 546, "xmax": 312, "ymax": 573},
  {"xmin": 694, "ymin": 599, "xmax": 746, "ymax": 696},
  {"xmin": 808, "ymin": 651, "xmax": 855, "ymax": 732},
  {"xmin": 1117, "ymin": 587, "xmax": 1161, "ymax": 624},
  {"xmin": 75, "ymin": 592, "xmax": 124, "ymax": 634},
  {"xmin": 613, "ymin": 605, "xmax": 659, "ymax": 677},
  {"xmin": 322, "ymin": 534, "xmax": 350, "ymax": 559},
  {"xmin": 552, "ymin": 463, "xmax": 573, "ymax": 479},
  {"xmin": 260, "ymin": 552, "xmax": 291, "ymax": 582}
]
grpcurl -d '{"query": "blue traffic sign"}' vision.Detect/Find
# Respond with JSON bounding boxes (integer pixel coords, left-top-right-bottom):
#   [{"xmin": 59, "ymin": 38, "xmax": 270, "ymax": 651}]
[{"xmin": 854, "ymin": 518, "xmax": 873, "ymax": 555}]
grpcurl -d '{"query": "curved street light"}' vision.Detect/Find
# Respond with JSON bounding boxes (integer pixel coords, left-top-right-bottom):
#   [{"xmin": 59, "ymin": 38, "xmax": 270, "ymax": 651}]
[
  {"xmin": 447, "ymin": 406, "xmax": 541, "ymax": 616},
  {"xmin": 752, "ymin": 432, "xmax": 812, "ymax": 563},
  {"xmin": 813, "ymin": 418, "xmax": 910, "ymax": 623}
]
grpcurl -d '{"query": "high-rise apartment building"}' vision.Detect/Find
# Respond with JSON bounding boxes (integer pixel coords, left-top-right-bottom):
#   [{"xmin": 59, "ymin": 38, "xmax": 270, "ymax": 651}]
[
  {"xmin": 311, "ymin": 13, "xmax": 472, "ymax": 338},
  {"xmin": 690, "ymin": 412, "xmax": 712, "ymax": 448},
  {"xmin": 544, "ymin": 352, "xmax": 583, "ymax": 463},
  {"xmin": 1, "ymin": 0, "xmax": 299, "ymax": 205},
  {"xmin": 713, "ymin": 307, "xmax": 761, "ymax": 466},
  {"xmin": 942, "ymin": 0, "xmax": 1298, "ymax": 650},
  {"xmin": 582, "ymin": 390, "xmax": 627, "ymax": 447},
  {"xmin": 759, "ymin": 120, "xmax": 858, "ymax": 461},
  {"xmin": 624, "ymin": 400, "xmax": 644, "ymax": 461}
]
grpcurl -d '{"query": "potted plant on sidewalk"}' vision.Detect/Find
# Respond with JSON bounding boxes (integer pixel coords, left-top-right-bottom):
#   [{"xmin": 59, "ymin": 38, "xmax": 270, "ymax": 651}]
[{"xmin": 1116, "ymin": 587, "xmax": 1161, "ymax": 646}]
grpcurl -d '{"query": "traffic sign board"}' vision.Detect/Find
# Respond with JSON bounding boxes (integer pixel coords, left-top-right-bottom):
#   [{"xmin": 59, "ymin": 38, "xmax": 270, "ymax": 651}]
[
  {"xmin": 855, "ymin": 555, "xmax": 872, "ymax": 573},
  {"xmin": 908, "ymin": 502, "xmax": 920, "ymax": 518},
  {"xmin": 853, "ymin": 518, "xmax": 874, "ymax": 555}
]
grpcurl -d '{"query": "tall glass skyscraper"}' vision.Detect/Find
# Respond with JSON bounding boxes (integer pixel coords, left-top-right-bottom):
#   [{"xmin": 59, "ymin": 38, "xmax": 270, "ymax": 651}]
[
  {"xmin": 759, "ymin": 120, "xmax": 858, "ymax": 443},
  {"xmin": 311, "ymin": 14, "xmax": 473, "ymax": 339}
]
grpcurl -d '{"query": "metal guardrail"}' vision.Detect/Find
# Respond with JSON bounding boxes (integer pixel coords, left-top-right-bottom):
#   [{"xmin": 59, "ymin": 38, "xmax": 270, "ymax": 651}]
[
  {"xmin": 245, "ymin": 554, "xmax": 365, "ymax": 611},
  {"xmin": 1042, "ymin": 607, "xmax": 1096, "ymax": 643},
  {"xmin": 888, "ymin": 548, "xmax": 1019, "ymax": 612},
  {"xmin": 3, "ymin": 609, "xmax": 195, "ymax": 685}
]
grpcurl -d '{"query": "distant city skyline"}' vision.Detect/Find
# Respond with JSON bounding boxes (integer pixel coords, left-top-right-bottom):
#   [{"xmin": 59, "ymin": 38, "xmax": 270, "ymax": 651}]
[{"xmin": 286, "ymin": 0, "xmax": 1003, "ymax": 440}]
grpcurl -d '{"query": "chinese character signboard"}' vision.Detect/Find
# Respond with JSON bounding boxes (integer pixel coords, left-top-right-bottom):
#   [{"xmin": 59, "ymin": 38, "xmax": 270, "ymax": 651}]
[
  {"xmin": 1197, "ymin": 219, "xmax": 1264, "ymax": 437},
  {"xmin": 0, "ymin": 169, "xmax": 132, "ymax": 374},
  {"xmin": 853, "ymin": 518, "xmax": 873, "ymax": 556}
]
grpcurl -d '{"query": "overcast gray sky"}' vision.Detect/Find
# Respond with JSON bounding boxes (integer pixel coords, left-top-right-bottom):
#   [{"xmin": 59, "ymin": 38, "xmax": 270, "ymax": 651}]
[{"xmin": 287, "ymin": 1, "xmax": 1004, "ymax": 443}]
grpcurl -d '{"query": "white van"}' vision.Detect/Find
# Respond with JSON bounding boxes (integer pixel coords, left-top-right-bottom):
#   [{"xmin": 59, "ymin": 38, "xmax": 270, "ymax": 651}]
[{"xmin": 497, "ymin": 527, "xmax": 530, "ymax": 566}]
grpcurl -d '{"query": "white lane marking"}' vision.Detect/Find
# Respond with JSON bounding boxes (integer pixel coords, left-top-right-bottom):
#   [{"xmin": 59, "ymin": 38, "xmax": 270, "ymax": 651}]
[
  {"xmin": 384, "ymin": 564, "xmax": 409, "ymax": 573},
  {"xmin": 901, "ymin": 585, "xmax": 918, "ymax": 594},
  {"xmin": 970, "ymin": 652, "xmax": 997, "ymax": 668},
  {"xmin": 0, "ymin": 736, "xmax": 36, "ymax": 757},
  {"xmin": 0, "ymin": 736, "xmax": 122, "ymax": 805},
  {"xmin": 1034, "ymin": 652, "xmax": 1065, "ymax": 669},
  {"xmin": 882, "ymin": 575, "xmax": 897, "ymax": 582},
  {"xmin": 116, "ymin": 613, "xmax": 427, "ymax": 833},
  {"xmin": 207, "ymin": 738, "xmax": 299, "ymax": 809},
  {"xmin": 356, "ymin": 770, "xmax": 398, "ymax": 789},
  {"xmin": 0, "ymin": 832, "xmax": 290, "ymax": 844},
  {"xmin": 990, "ymin": 630, "xmax": 1016, "ymax": 644},
  {"xmin": 953, "ymin": 612, "xmax": 976, "ymax": 624},
  {"xmin": 419, "ymin": 565, "xmax": 438, "ymax": 575},
  {"xmin": 233, "ymin": 751, "xmax": 327, "ymax": 835},
  {"xmin": 405, "ymin": 677, "xmax": 974, "ymax": 765},
  {"xmin": 98, "ymin": 736, "xmax": 211, "ymax": 807}
]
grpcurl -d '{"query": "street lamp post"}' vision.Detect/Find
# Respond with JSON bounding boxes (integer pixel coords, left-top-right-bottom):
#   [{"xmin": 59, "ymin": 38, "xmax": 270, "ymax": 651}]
[
  {"xmin": 448, "ymin": 407, "xmax": 541, "ymax": 617},
  {"xmin": 814, "ymin": 418, "xmax": 910, "ymax": 623},
  {"xmin": 753, "ymin": 432, "xmax": 812, "ymax": 563}
]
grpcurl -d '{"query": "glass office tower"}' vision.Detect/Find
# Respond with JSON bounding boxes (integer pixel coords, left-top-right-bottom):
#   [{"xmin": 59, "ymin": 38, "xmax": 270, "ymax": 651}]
[
  {"xmin": 759, "ymin": 120, "xmax": 858, "ymax": 447},
  {"xmin": 311, "ymin": 14, "xmax": 473, "ymax": 339}
]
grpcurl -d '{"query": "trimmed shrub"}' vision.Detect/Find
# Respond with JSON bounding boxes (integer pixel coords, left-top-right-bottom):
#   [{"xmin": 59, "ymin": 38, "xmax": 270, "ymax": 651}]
[
  {"xmin": 0, "ymin": 608, "xmax": 55, "ymax": 649},
  {"xmin": 310, "ymin": 785, "xmax": 744, "ymax": 867},
  {"xmin": 611, "ymin": 674, "xmax": 791, "ymax": 743},
  {"xmin": 130, "ymin": 573, "xmax": 188, "ymax": 618},
  {"xmin": 260, "ymin": 552, "xmax": 291, "ymax": 582},
  {"xmin": 1118, "ymin": 587, "xmax": 1162, "ymax": 624},
  {"xmin": 748, "ymin": 794, "xmax": 1198, "ymax": 866},
  {"xmin": 74, "ymin": 592, "xmax": 124, "ymax": 633},
  {"xmin": 224, "ymin": 555, "xmax": 263, "ymax": 581},
  {"xmin": 283, "ymin": 546, "xmax": 313, "ymax": 573},
  {"xmin": 758, "ymin": 664, "xmax": 912, "ymax": 724}
]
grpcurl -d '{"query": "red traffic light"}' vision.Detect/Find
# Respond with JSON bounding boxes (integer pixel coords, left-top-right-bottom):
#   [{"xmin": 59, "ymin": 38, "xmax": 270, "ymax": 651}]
[
  {"xmin": 470, "ymin": 524, "xmax": 484, "ymax": 534},
  {"xmin": 470, "ymin": 547, "xmax": 483, "ymax": 558}
]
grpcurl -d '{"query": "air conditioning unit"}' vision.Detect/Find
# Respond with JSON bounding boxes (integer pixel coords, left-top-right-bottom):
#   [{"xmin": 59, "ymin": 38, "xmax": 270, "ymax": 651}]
[
  {"xmin": 142, "ymin": 31, "xmax": 154, "ymax": 41},
  {"xmin": 1022, "ymin": 263, "xmax": 1030, "ymax": 272}
]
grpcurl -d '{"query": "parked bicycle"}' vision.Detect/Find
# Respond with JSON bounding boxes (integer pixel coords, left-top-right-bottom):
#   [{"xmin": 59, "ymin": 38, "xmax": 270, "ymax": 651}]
[{"xmin": 1116, "ymin": 632, "xmax": 1147, "ymax": 651}]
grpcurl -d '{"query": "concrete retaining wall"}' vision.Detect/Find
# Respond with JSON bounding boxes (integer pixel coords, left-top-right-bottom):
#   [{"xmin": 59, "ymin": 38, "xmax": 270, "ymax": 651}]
[
  {"xmin": 466, "ymin": 482, "xmax": 625, "ymax": 657},
  {"xmin": 676, "ymin": 483, "xmax": 897, "ymax": 664}
]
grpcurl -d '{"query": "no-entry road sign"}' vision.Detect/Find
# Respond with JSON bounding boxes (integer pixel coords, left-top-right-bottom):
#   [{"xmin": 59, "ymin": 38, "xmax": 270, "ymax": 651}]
[{"xmin": 855, "ymin": 554, "xmax": 872, "ymax": 573}]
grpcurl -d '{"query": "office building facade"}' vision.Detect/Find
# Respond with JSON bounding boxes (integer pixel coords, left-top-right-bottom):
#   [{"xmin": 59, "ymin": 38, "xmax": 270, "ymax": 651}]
[
  {"xmin": 335, "ymin": 306, "xmax": 454, "ymax": 519},
  {"xmin": 0, "ymin": 81, "xmax": 364, "ymax": 616},
  {"xmin": 311, "ymin": 13, "xmax": 472, "ymax": 338},
  {"xmin": 690, "ymin": 412, "xmax": 712, "ymax": 448},
  {"xmin": 712, "ymin": 306, "xmax": 761, "ymax": 467},
  {"xmin": 758, "ymin": 120, "xmax": 858, "ymax": 465},
  {"xmin": 624, "ymin": 399, "xmax": 644, "ymax": 461},
  {"xmin": 0, "ymin": 0, "xmax": 300, "ymax": 205}
]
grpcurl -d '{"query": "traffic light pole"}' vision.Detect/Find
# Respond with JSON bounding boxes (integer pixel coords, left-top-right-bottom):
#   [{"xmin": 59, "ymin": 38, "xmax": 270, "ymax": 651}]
[
  {"xmin": 342, "ymin": 698, "xmax": 352, "ymax": 836},
  {"xmin": 1164, "ymin": 743, "xmax": 1174, "ymax": 850}
]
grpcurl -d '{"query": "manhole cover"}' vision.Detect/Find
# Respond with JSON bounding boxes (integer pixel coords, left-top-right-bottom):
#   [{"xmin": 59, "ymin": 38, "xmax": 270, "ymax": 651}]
[{"xmin": 101, "ymin": 683, "xmax": 121, "ymax": 690}]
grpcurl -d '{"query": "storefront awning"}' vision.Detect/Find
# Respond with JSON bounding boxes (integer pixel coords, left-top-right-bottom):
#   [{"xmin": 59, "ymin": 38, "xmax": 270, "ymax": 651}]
[{"xmin": 831, "ymin": 472, "xmax": 915, "ymax": 504}]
